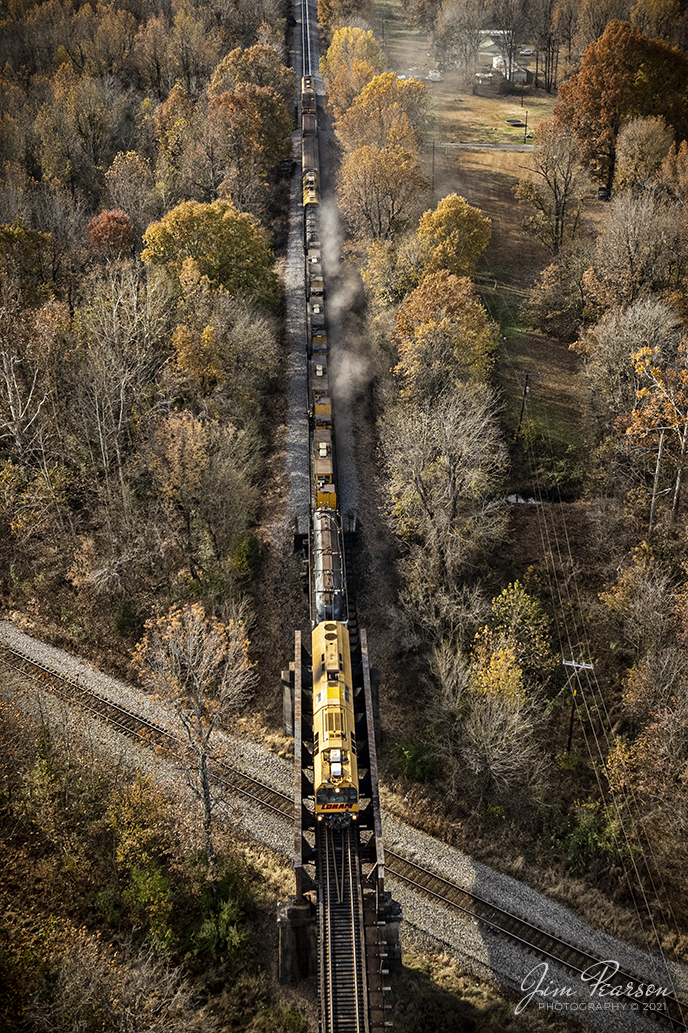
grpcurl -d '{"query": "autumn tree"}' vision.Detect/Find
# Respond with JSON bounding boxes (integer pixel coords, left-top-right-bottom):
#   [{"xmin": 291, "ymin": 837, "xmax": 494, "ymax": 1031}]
[
  {"xmin": 154, "ymin": 83, "xmax": 196, "ymax": 209},
  {"xmin": 514, "ymin": 121, "xmax": 588, "ymax": 254},
  {"xmin": 141, "ymin": 199, "xmax": 278, "ymax": 307},
  {"xmin": 592, "ymin": 193, "xmax": 683, "ymax": 305},
  {"xmin": 613, "ymin": 116, "xmax": 674, "ymax": 195},
  {"xmin": 87, "ymin": 209, "xmax": 133, "ymax": 259},
  {"xmin": 554, "ymin": 0, "xmax": 578, "ymax": 63},
  {"xmin": 361, "ymin": 194, "xmax": 490, "ymax": 307},
  {"xmin": 140, "ymin": 410, "xmax": 259, "ymax": 580},
  {"xmin": 0, "ymin": 294, "xmax": 70, "ymax": 464},
  {"xmin": 204, "ymin": 85, "xmax": 293, "ymax": 212},
  {"xmin": 416, "ymin": 192, "xmax": 491, "ymax": 276},
  {"xmin": 319, "ymin": 26, "xmax": 386, "ymax": 117},
  {"xmin": 521, "ymin": 240, "xmax": 594, "ymax": 339},
  {"xmin": 434, "ymin": 0, "xmax": 487, "ymax": 83},
  {"xmin": 34, "ymin": 63, "xmax": 114, "ymax": 198},
  {"xmin": 626, "ymin": 341, "xmax": 688, "ymax": 525},
  {"xmin": 317, "ymin": 0, "xmax": 375, "ymax": 43},
  {"xmin": 659, "ymin": 138, "xmax": 688, "ymax": 201},
  {"xmin": 335, "ymin": 73, "xmax": 428, "ymax": 154},
  {"xmin": 599, "ymin": 543, "xmax": 675, "ymax": 654},
  {"xmin": 168, "ymin": 8, "xmax": 219, "ymax": 94},
  {"xmin": 337, "ymin": 145, "xmax": 430, "ymax": 242},
  {"xmin": 381, "ymin": 383, "xmax": 507, "ymax": 586},
  {"xmin": 576, "ymin": 0, "xmax": 634, "ymax": 48},
  {"xmin": 553, "ymin": 20, "xmax": 688, "ymax": 190},
  {"xmin": 472, "ymin": 581, "xmax": 557, "ymax": 692},
  {"xmin": 170, "ymin": 260, "xmax": 279, "ymax": 417},
  {"xmin": 392, "ymin": 271, "xmax": 498, "ymax": 395},
  {"xmin": 209, "ymin": 44, "xmax": 297, "ymax": 107},
  {"xmin": 631, "ymin": 0, "xmax": 688, "ymax": 42},
  {"xmin": 572, "ymin": 297, "xmax": 683, "ymax": 432},
  {"xmin": 105, "ymin": 151, "xmax": 158, "ymax": 244},
  {"xmin": 527, "ymin": 0, "xmax": 562, "ymax": 93},
  {"xmin": 133, "ymin": 603, "xmax": 256, "ymax": 877},
  {"xmin": 361, "ymin": 235, "xmax": 428, "ymax": 309},
  {"xmin": 72, "ymin": 263, "xmax": 171, "ymax": 528},
  {"xmin": 0, "ymin": 221, "xmax": 53, "ymax": 303},
  {"xmin": 486, "ymin": 0, "xmax": 528, "ymax": 82},
  {"xmin": 132, "ymin": 13, "xmax": 174, "ymax": 99}
]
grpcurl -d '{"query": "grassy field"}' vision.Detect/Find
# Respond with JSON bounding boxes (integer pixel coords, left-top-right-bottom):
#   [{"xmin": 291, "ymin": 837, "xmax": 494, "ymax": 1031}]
[{"xmin": 371, "ymin": 1, "xmax": 590, "ymax": 452}]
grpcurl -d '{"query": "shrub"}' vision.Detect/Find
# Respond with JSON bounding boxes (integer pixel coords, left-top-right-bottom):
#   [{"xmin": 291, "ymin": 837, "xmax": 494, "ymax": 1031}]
[{"xmin": 392, "ymin": 739, "xmax": 435, "ymax": 781}]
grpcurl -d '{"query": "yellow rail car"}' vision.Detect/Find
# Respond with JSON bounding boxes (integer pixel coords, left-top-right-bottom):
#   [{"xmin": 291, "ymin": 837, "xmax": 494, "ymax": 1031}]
[{"xmin": 312, "ymin": 621, "xmax": 359, "ymax": 826}]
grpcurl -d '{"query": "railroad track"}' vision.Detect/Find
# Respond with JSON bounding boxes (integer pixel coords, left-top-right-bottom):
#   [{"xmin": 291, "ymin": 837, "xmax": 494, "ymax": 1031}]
[
  {"xmin": 319, "ymin": 826, "xmax": 369, "ymax": 1033},
  {"xmin": 2, "ymin": 638, "xmax": 686, "ymax": 1029},
  {"xmin": 386, "ymin": 852, "xmax": 688, "ymax": 1032},
  {"xmin": 0, "ymin": 641, "xmax": 293, "ymax": 820}
]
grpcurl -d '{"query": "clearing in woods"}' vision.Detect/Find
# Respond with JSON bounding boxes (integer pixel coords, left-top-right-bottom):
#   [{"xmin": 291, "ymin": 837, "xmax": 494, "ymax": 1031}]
[{"xmin": 375, "ymin": 0, "xmax": 590, "ymax": 447}]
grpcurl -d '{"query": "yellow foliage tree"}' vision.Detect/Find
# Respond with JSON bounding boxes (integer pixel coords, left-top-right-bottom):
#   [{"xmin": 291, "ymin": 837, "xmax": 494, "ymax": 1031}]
[
  {"xmin": 142, "ymin": 199, "xmax": 278, "ymax": 307},
  {"xmin": 171, "ymin": 323, "xmax": 225, "ymax": 397},
  {"xmin": 335, "ymin": 72, "xmax": 428, "ymax": 153},
  {"xmin": 416, "ymin": 193, "xmax": 491, "ymax": 277},
  {"xmin": 471, "ymin": 581, "xmax": 557, "ymax": 705},
  {"xmin": 471, "ymin": 641, "xmax": 524, "ymax": 707},
  {"xmin": 320, "ymin": 26, "xmax": 386, "ymax": 116},
  {"xmin": 392, "ymin": 271, "xmax": 497, "ymax": 394}
]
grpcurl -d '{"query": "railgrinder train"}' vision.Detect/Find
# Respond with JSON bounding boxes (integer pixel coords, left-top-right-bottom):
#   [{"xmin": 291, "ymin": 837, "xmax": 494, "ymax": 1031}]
[{"xmin": 300, "ymin": 74, "xmax": 359, "ymax": 828}]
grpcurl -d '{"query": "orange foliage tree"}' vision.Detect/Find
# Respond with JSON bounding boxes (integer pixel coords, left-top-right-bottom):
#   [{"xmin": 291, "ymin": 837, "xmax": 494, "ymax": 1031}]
[
  {"xmin": 553, "ymin": 20, "xmax": 688, "ymax": 190},
  {"xmin": 391, "ymin": 271, "xmax": 498, "ymax": 395}
]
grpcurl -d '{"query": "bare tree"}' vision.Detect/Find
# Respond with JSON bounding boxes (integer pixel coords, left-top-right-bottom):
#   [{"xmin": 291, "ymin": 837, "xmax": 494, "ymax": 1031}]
[
  {"xmin": 132, "ymin": 603, "xmax": 257, "ymax": 882},
  {"xmin": 487, "ymin": 0, "xmax": 528, "ymax": 82},
  {"xmin": 593, "ymin": 193, "xmax": 684, "ymax": 305},
  {"xmin": 459, "ymin": 692, "xmax": 545, "ymax": 798},
  {"xmin": 515, "ymin": 121, "xmax": 588, "ymax": 253},
  {"xmin": 613, "ymin": 116, "xmax": 674, "ymax": 196},
  {"xmin": 381, "ymin": 383, "xmax": 507, "ymax": 584},
  {"xmin": 573, "ymin": 297, "xmax": 683, "ymax": 431},
  {"xmin": 435, "ymin": 0, "xmax": 489, "ymax": 83}
]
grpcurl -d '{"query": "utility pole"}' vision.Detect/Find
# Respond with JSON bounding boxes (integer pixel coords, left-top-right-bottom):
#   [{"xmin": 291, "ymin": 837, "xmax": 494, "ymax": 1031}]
[
  {"xmin": 563, "ymin": 659, "xmax": 594, "ymax": 753},
  {"xmin": 514, "ymin": 369, "xmax": 539, "ymax": 439},
  {"xmin": 523, "ymin": 110, "xmax": 529, "ymax": 144}
]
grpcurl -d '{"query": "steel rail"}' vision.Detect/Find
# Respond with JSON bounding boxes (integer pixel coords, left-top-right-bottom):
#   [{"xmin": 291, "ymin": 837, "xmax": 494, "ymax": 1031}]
[
  {"xmin": 386, "ymin": 851, "xmax": 688, "ymax": 1032},
  {"xmin": 0, "ymin": 642, "xmax": 293, "ymax": 820}
]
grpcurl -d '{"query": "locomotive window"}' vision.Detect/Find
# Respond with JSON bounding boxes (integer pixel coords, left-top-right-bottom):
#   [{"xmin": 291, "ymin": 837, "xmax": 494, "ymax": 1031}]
[
  {"xmin": 327, "ymin": 671, "xmax": 338, "ymax": 681},
  {"xmin": 314, "ymin": 732, "xmax": 320, "ymax": 756},
  {"xmin": 317, "ymin": 786, "xmax": 357, "ymax": 804}
]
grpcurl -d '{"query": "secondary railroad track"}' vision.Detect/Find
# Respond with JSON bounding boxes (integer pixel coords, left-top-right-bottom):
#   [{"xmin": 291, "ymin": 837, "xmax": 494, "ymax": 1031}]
[{"xmin": 2, "ymin": 638, "xmax": 687, "ymax": 1030}]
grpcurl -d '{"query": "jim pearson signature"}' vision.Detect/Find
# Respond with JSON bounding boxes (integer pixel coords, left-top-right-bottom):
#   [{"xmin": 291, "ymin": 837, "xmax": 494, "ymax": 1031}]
[{"xmin": 516, "ymin": 960, "xmax": 673, "ymax": 1015}]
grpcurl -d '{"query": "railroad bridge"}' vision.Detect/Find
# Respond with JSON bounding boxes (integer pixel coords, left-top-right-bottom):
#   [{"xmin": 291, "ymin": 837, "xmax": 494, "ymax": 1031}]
[{"xmin": 279, "ymin": 628, "xmax": 401, "ymax": 1032}]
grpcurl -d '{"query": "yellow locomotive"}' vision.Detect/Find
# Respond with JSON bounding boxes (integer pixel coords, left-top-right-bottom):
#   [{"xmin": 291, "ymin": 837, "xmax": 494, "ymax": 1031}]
[{"xmin": 312, "ymin": 620, "xmax": 359, "ymax": 827}]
